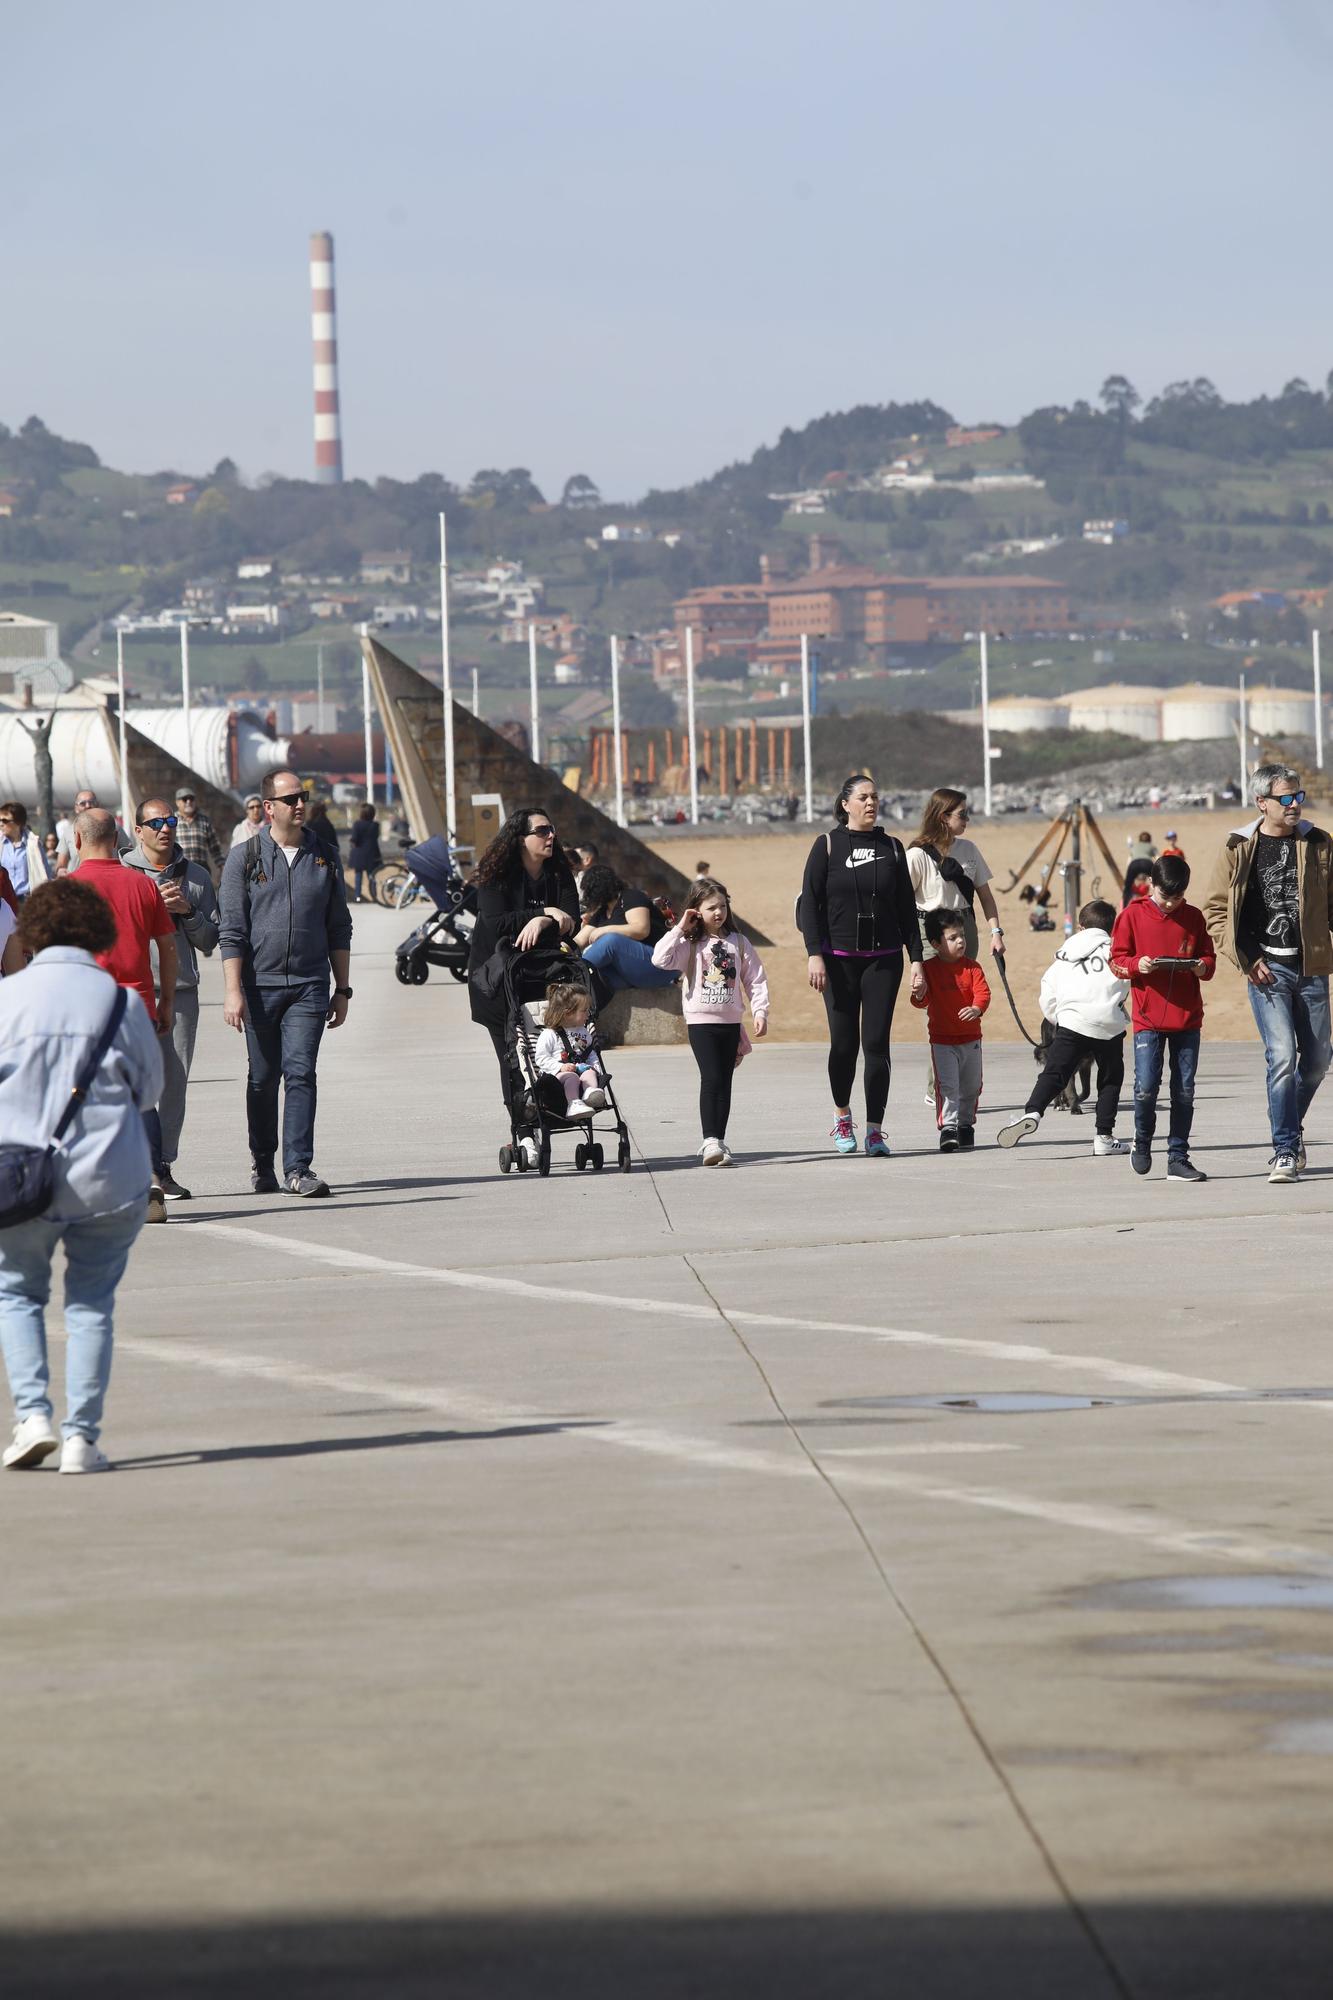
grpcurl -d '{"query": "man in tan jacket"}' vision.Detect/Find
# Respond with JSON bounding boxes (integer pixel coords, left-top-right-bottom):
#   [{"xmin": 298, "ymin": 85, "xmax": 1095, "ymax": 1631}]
[{"xmin": 1204, "ymin": 762, "xmax": 1333, "ymax": 1182}]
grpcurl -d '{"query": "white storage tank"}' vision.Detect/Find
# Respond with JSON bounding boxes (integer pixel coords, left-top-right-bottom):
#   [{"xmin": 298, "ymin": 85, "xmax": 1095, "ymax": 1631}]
[
  {"xmin": 1247, "ymin": 688, "xmax": 1318, "ymax": 737},
  {"xmin": 1064, "ymin": 684, "xmax": 1162, "ymax": 741},
  {"xmin": 986, "ymin": 697, "xmax": 1071, "ymax": 733},
  {"xmin": 0, "ymin": 709, "xmax": 121, "ymax": 812},
  {"xmin": 1160, "ymin": 684, "xmax": 1241, "ymax": 741},
  {"xmin": 131, "ymin": 707, "xmax": 293, "ymax": 793}
]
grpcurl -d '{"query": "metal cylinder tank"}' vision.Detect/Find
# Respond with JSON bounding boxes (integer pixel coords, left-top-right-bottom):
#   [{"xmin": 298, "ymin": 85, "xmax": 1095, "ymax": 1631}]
[
  {"xmin": 986, "ymin": 697, "xmax": 1071, "ymax": 733},
  {"xmin": 1159, "ymin": 684, "xmax": 1241, "ymax": 741},
  {"xmin": 0, "ymin": 709, "xmax": 121, "ymax": 812},
  {"xmin": 130, "ymin": 708, "xmax": 293, "ymax": 793},
  {"xmin": 1246, "ymin": 688, "xmax": 1318, "ymax": 736},
  {"xmin": 1064, "ymin": 684, "xmax": 1162, "ymax": 741}
]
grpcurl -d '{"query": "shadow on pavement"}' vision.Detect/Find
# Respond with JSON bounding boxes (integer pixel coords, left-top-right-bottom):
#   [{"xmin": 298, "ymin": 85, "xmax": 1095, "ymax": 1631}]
[
  {"xmin": 7, "ymin": 1902, "xmax": 1333, "ymax": 1998},
  {"xmin": 112, "ymin": 1420, "xmax": 601, "ymax": 1471}
]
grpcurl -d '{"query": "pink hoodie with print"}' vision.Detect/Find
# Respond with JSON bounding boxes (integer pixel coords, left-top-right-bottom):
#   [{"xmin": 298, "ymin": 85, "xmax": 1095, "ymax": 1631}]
[{"xmin": 651, "ymin": 921, "xmax": 770, "ymax": 1031}]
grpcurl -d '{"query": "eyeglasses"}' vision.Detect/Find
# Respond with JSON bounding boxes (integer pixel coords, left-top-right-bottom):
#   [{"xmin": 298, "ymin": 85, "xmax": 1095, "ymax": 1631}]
[
  {"xmin": 176, "ymin": 796, "xmax": 195, "ymax": 804},
  {"xmin": 139, "ymin": 815, "xmax": 178, "ymax": 832},
  {"xmin": 1269, "ymin": 790, "xmax": 1306, "ymax": 808},
  {"xmin": 269, "ymin": 793, "xmax": 306, "ymax": 808}
]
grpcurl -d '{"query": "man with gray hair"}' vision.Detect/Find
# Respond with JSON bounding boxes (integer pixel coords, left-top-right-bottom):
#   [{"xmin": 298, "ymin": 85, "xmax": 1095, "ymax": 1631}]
[{"xmin": 1205, "ymin": 762, "xmax": 1333, "ymax": 1182}]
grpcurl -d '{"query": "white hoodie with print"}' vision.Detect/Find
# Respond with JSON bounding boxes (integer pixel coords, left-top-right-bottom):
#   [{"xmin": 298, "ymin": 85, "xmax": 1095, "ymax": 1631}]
[{"xmin": 1038, "ymin": 926, "xmax": 1130, "ymax": 1041}]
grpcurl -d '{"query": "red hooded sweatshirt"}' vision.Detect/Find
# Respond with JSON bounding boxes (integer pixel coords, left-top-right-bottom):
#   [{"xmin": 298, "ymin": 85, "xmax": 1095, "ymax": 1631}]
[
  {"xmin": 911, "ymin": 954, "xmax": 991, "ymax": 1042},
  {"xmin": 1109, "ymin": 895, "xmax": 1215, "ymax": 1031}
]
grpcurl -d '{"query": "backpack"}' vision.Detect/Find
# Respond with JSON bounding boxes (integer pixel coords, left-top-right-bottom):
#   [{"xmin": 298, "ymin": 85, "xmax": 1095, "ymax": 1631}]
[{"xmin": 793, "ymin": 832, "xmax": 832, "ymax": 935}]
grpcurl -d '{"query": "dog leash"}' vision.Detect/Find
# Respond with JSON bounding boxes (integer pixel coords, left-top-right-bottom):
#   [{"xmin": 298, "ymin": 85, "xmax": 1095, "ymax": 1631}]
[{"xmin": 990, "ymin": 949, "xmax": 1042, "ymax": 1049}]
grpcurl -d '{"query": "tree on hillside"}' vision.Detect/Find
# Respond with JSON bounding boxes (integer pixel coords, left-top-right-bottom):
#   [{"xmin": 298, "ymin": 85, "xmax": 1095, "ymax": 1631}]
[
  {"xmin": 467, "ymin": 467, "xmax": 545, "ymax": 509},
  {"xmin": 561, "ymin": 473, "xmax": 601, "ymax": 510},
  {"xmin": 1099, "ymin": 376, "xmax": 1140, "ymax": 464}
]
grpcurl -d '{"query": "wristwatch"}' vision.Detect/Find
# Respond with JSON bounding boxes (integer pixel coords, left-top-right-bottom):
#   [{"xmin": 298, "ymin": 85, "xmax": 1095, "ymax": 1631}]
[{"xmin": 334, "ymin": 986, "xmax": 353, "ymax": 998}]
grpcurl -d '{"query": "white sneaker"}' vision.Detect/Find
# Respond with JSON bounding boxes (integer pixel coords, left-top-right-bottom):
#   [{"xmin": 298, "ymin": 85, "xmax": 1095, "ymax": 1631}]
[
  {"xmin": 584, "ymin": 1086, "xmax": 608, "ymax": 1111},
  {"xmin": 699, "ymin": 1137, "xmax": 725, "ymax": 1166},
  {"xmin": 1269, "ymin": 1154, "xmax": 1300, "ymax": 1184},
  {"xmin": 565, "ymin": 1099, "xmax": 595, "ymax": 1119},
  {"xmin": 60, "ymin": 1434, "xmax": 110, "ymax": 1475},
  {"xmin": 717, "ymin": 1145, "xmax": 737, "ymax": 1167},
  {"xmin": 3, "ymin": 1414, "xmax": 59, "ymax": 1470},
  {"xmin": 997, "ymin": 1113, "xmax": 1040, "ymax": 1149},
  {"xmin": 520, "ymin": 1137, "xmax": 540, "ymax": 1169},
  {"xmin": 1093, "ymin": 1134, "xmax": 1129, "ymax": 1156}
]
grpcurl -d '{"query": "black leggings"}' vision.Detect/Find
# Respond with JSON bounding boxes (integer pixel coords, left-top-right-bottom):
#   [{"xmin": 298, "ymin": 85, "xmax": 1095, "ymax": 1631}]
[
  {"xmin": 821, "ymin": 951, "xmax": 904, "ymax": 1124},
  {"xmin": 485, "ymin": 1021, "xmax": 530, "ymax": 1134},
  {"xmin": 688, "ymin": 1022, "xmax": 741, "ymax": 1142}
]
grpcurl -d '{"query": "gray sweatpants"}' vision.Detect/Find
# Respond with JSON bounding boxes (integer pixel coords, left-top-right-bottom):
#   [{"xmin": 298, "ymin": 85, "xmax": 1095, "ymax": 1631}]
[
  {"xmin": 931, "ymin": 1039, "xmax": 983, "ymax": 1131},
  {"xmin": 158, "ymin": 987, "xmax": 200, "ymax": 1165}
]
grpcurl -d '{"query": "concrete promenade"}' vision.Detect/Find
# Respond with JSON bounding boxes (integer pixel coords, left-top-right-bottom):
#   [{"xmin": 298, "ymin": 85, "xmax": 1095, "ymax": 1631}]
[{"xmin": 6, "ymin": 905, "xmax": 1333, "ymax": 1997}]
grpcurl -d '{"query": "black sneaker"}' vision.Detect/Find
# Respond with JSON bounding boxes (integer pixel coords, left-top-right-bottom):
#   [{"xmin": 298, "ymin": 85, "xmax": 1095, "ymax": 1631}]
[
  {"xmin": 251, "ymin": 1163, "xmax": 280, "ymax": 1194},
  {"xmin": 285, "ymin": 1169, "xmax": 331, "ymax": 1198},
  {"xmin": 1167, "ymin": 1157, "xmax": 1207, "ymax": 1183},
  {"xmin": 939, "ymin": 1128, "xmax": 959, "ymax": 1153},
  {"xmin": 1130, "ymin": 1148, "xmax": 1152, "ymax": 1176},
  {"xmin": 157, "ymin": 1167, "xmax": 192, "ymax": 1201},
  {"xmin": 958, "ymin": 1126, "xmax": 975, "ymax": 1150}
]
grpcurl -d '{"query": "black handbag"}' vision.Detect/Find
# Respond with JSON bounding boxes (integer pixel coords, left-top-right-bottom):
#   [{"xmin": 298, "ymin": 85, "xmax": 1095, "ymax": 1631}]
[{"xmin": 0, "ymin": 986, "xmax": 128, "ymax": 1229}]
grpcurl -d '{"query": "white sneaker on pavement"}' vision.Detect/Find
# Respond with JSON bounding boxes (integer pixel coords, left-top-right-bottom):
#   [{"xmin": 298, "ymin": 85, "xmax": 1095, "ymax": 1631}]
[
  {"xmin": 1093, "ymin": 1134, "xmax": 1129, "ymax": 1156},
  {"xmin": 997, "ymin": 1113, "xmax": 1040, "ymax": 1149},
  {"xmin": 60, "ymin": 1435, "xmax": 110, "ymax": 1475},
  {"xmin": 699, "ymin": 1137, "xmax": 725, "ymax": 1166},
  {"xmin": 717, "ymin": 1145, "xmax": 737, "ymax": 1167},
  {"xmin": 1268, "ymin": 1154, "xmax": 1300, "ymax": 1184},
  {"xmin": 3, "ymin": 1415, "xmax": 60, "ymax": 1470},
  {"xmin": 520, "ymin": 1137, "xmax": 540, "ymax": 1170}
]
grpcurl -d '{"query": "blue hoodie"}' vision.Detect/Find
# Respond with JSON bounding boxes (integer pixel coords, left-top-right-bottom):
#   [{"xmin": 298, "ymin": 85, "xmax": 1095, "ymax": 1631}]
[{"xmin": 219, "ymin": 827, "xmax": 353, "ymax": 989}]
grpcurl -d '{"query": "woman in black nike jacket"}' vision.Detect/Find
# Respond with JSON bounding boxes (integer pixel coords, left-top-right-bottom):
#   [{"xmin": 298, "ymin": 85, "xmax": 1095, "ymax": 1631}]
[{"xmin": 800, "ymin": 775, "xmax": 925, "ymax": 1156}]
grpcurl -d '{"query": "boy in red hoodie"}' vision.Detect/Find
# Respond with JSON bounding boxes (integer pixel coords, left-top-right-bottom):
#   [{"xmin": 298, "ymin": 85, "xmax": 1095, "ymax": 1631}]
[
  {"xmin": 1109, "ymin": 854, "xmax": 1215, "ymax": 1182},
  {"xmin": 911, "ymin": 909, "xmax": 990, "ymax": 1151}
]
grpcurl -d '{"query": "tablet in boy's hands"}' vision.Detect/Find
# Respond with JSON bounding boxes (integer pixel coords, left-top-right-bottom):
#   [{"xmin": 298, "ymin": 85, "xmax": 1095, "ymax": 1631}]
[{"xmin": 1153, "ymin": 955, "xmax": 1202, "ymax": 968}]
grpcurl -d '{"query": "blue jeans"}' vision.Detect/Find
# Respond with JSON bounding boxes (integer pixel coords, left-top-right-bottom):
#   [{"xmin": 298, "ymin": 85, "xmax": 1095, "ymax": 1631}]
[
  {"xmin": 0, "ymin": 1203, "xmax": 144, "ymax": 1441},
  {"xmin": 1133, "ymin": 1028, "xmax": 1200, "ymax": 1160},
  {"xmin": 581, "ymin": 935, "xmax": 680, "ymax": 994},
  {"xmin": 243, "ymin": 982, "xmax": 328, "ymax": 1177},
  {"xmin": 1248, "ymin": 964, "xmax": 1331, "ymax": 1156}
]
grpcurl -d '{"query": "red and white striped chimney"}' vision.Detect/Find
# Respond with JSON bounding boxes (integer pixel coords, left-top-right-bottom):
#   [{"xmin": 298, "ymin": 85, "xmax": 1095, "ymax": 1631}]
[{"xmin": 309, "ymin": 230, "xmax": 343, "ymax": 485}]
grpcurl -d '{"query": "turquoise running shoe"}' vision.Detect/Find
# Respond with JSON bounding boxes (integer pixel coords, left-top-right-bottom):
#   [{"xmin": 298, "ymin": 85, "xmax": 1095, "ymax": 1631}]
[
  {"xmin": 864, "ymin": 1127, "xmax": 891, "ymax": 1157},
  {"xmin": 831, "ymin": 1114, "xmax": 857, "ymax": 1155}
]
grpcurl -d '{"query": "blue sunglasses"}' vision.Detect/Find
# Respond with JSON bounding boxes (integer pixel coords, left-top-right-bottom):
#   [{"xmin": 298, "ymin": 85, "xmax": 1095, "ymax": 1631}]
[{"xmin": 1269, "ymin": 790, "xmax": 1306, "ymax": 809}]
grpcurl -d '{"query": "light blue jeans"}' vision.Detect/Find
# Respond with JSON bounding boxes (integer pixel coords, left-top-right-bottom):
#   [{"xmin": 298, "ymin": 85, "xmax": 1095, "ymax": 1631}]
[
  {"xmin": 0, "ymin": 1202, "xmax": 144, "ymax": 1441},
  {"xmin": 581, "ymin": 935, "xmax": 679, "ymax": 994},
  {"xmin": 1247, "ymin": 963, "xmax": 1331, "ymax": 1157}
]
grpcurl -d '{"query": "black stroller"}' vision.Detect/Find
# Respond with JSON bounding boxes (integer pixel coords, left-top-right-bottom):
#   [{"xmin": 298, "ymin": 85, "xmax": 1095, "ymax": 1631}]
[
  {"xmin": 494, "ymin": 944, "xmax": 632, "ymax": 1177},
  {"xmin": 394, "ymin": 837, "xmax": 477, "ymax": 985}
]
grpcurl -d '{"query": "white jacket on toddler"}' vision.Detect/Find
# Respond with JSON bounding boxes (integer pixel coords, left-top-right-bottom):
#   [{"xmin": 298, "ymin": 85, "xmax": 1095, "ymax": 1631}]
[
  {"xmin": 1038, "ymin": 927, "xmax": 1130, "ymax": 1041},
  {"xmin": 532, "ymin": 1022, "xmax": 605, "ymax": 1078}
]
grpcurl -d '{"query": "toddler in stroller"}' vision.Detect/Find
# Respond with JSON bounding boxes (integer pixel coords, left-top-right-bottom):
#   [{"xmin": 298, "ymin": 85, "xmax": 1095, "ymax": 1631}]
[{"xmin": 498, "ymin": 949, "xmax": 632, "ymax": 1176}]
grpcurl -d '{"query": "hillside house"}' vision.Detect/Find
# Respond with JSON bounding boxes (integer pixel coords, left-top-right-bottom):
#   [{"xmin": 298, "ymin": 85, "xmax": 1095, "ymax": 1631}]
[{"xmin": 360, "ymin": 551, "xmax": 412, "ymax": 586}]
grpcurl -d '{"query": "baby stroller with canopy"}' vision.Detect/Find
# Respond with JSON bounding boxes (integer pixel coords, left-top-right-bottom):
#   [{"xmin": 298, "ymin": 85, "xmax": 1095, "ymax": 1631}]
[
  {"xmin": 489, "ymin": 942, "xmax": 632, "ymax": 1177},
  {"xmin": 394, "ymin": 836, "xmax": 477, "ymax": 985}
]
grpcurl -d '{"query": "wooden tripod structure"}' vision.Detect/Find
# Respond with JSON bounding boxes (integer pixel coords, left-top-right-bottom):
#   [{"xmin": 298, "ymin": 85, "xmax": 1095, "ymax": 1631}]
[{"xmin": 1000, "ymin": 798, "xmax": 1123, "ymax": 931}]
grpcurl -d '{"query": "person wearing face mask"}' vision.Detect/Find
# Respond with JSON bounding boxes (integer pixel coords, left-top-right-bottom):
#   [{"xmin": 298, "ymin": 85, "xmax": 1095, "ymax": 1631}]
[
  {"xmin": 467, "ymin": 806, "xmax": 579, "ymax": 1168},
  {"xmin": 800, "ymin": 774, "xmax": 925, "ymax": 1158},
  {"xmin": 1204, "ymin": 762, "xmax": 1333, "ymax": 1184}
]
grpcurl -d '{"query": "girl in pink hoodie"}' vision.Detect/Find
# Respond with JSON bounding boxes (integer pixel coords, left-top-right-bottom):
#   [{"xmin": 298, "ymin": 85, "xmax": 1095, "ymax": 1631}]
[{"xmin": 651, "ymin": 876, "xmax": 770, "ymax": 1167}]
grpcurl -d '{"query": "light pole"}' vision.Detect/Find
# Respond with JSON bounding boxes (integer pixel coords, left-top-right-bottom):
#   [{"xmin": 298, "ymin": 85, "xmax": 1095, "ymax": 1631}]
[
  {"xmin": 980, "ymin": 630, "xmax": 993, "ymax": 817},
  {"xmin": 610, "ymin": 633, "xmax": 625, "ymax": 827},
  {"xmin": 1314, "ymin": 628, "xmax": 1324, "ymax": 773},
  {"xmin": 361, "ymin": 624, "xmax": 375, "ymax": 807},
  {"xmin": 685, "ymin": 625, "xmax": 699, "ymax": 826},
  {"xmin": 528, "ymin": 622, "xmax": 540, "ymax": 764},
  {"xmin": 116, "ymin": 627, "xmax": 132, "ymax": 833},
  {"xmin": 178, "ymin": 619, "xmax": 191, "ymax": 749},
  {"xmin": 799, "ymin": 633, "xmax": 813, "ymax": 822},
  {"xmin": 438, "ymin": 511, "xmax": 456, "ymax": 841}
]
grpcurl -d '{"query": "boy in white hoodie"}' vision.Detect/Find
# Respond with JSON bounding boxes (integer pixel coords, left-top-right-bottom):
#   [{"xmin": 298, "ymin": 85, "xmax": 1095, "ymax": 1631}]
[{"xmin": 997, "ymin": 899, "xmax": 1130, "ymax": 1155}]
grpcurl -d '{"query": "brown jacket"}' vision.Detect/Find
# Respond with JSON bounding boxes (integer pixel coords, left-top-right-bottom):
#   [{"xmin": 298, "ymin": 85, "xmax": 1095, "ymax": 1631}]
[{"xmin": 1203, "ymin": 818, "xmax": 1333, "ymax": 976}]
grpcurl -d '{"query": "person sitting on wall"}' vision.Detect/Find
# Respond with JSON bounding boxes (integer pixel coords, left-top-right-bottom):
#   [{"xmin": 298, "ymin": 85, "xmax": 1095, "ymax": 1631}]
[{"xmin": 576, "ymin": 864, "xmax": 679, "ymax": 994}]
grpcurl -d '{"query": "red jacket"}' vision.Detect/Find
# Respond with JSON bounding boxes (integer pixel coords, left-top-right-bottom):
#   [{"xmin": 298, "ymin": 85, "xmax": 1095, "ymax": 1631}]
[
  {"xmin": 910, "ymin": 954, "xmax": 991, "ymax": 1043},
  {"xmin": 1109, "ymin": 896, "xmax": 1215, "ymax": 1031}
]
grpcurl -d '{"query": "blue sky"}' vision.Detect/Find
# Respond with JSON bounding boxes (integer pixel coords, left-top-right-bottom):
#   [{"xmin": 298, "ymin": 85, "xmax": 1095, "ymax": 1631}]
[{"xmin": 8, "ymin": 0, "xmax": 1333, "ymax": 497}]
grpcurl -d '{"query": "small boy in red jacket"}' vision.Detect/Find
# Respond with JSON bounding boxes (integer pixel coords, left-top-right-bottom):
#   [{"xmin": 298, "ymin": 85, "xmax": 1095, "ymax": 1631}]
[
  {"xmin": 1110, "ymin": 854, "xmax": 1215, "ymax": 1183},
  {"xmin": 911, "ymin": 909, "xmax": 990, "ymax": 1151}
]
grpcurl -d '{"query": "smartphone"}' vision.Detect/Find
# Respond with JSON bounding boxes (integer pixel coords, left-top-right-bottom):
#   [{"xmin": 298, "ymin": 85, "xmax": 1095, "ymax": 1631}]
[{"xmin": 855, "ymin": 913, "xmax": 876, "ymax": 952}]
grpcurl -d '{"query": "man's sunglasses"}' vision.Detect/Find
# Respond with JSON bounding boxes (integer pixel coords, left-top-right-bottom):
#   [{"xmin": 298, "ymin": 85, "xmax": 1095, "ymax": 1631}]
[
  {"xmin": 1269, "ymin": 790, "xmax": 1306, "ymax": 808},
  {"xmin": 270, "ymin": 793, "xmax": 306, "ymax": 807},
  {"xmin": 139, "ymin": 815, "xmax": 178, "ymax": 832}
]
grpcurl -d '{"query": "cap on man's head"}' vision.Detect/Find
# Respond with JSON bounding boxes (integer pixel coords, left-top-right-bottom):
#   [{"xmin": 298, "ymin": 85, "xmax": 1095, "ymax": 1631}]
[
  {"xmin": 244, "ymin": 793, "xmax": 262, "ymax": 806},
  {"xmin": 175, "ymin": 787, "xmax": 196, "ymax": 801}
]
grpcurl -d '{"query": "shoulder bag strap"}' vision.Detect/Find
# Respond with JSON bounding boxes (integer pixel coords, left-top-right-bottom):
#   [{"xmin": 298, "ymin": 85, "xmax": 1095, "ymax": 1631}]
[{"xmin": 51, "ymin": 987, "xmax": 128, "ymax": 1146}]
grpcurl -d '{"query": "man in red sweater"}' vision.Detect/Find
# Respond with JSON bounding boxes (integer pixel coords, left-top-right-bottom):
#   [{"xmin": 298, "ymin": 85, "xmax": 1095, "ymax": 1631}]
[
  {"xmin": 1110, "ymin": 853, "xmax": 1215, "ymax": 1183},
  {"xmin": 910, "ymin": 909, "xmax": 990, "ymax": 1150},
  {"xmin": 73, "ymin": 808, "xmax": 177, "ymax": 1223}
]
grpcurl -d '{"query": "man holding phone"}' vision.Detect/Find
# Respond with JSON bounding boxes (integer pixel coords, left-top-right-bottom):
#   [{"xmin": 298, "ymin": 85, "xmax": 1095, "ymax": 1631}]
[{"xmin": 1205, "ymin": 764, "xmax": 1333, "ymax": 1183}]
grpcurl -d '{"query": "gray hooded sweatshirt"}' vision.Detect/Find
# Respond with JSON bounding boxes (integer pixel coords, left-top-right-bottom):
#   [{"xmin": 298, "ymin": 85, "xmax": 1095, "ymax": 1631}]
[{"xmin": 122, "ymin": 842, "xmax": 220, "ymax": 989}]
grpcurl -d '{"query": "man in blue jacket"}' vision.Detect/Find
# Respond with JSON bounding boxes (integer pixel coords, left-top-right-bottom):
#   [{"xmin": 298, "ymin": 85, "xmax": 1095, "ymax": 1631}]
[{"xmin": 218, "ymin": 770, "xmax": 353, "ymax": 1197}]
